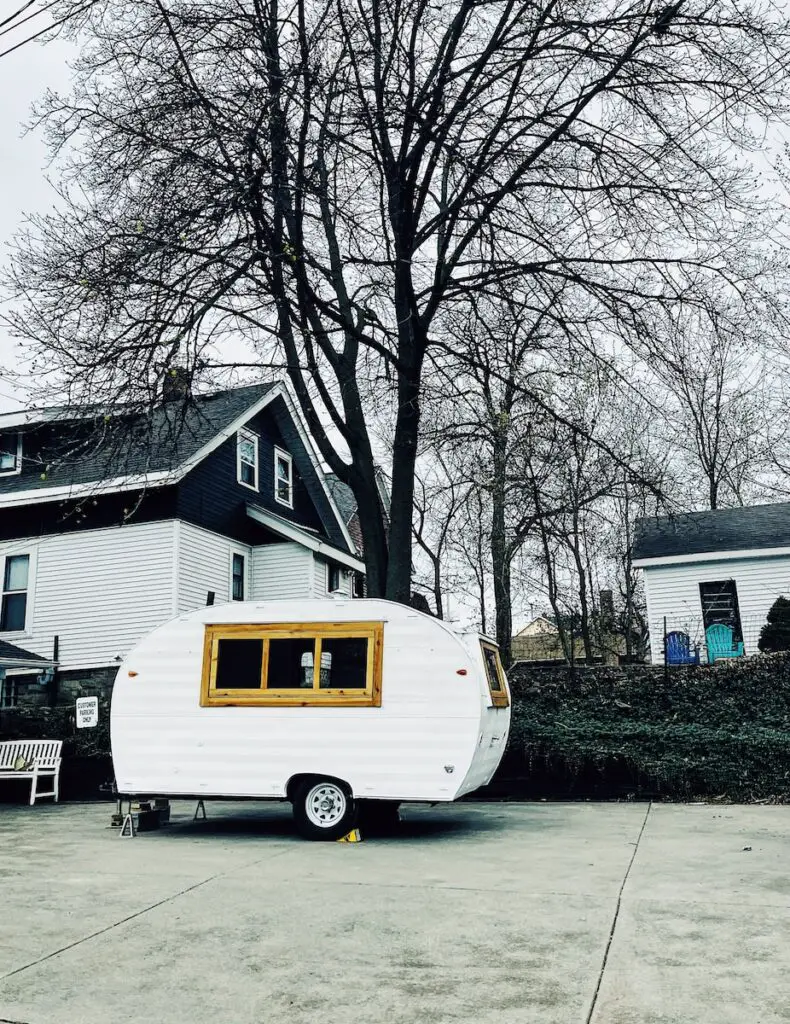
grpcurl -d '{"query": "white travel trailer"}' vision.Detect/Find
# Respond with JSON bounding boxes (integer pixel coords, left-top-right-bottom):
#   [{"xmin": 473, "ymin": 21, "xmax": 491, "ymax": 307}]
[{"xmin": 111, "ymin": 599, "xmax": 511, "ymax": 839}]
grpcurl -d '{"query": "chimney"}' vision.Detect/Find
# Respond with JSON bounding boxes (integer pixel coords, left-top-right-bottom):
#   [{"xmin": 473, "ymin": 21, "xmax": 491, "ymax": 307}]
[{"xmin": 162, "ymin": 366, "xmax": 192, "ymax": 402}]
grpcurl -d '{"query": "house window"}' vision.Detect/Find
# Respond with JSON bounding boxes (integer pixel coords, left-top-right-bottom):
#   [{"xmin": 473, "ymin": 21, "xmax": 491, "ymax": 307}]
[
  {"xmin": 0, "ymin": 433, "xmax": 21, "ymax": 476},
  {"xmin": 480, "ymin": 640, "xmax": 509, "ymax": 708},
  {"xmin": 0, "ymin": 555, "xmax": 29, "ymax": 632},
  {"xmin": 200, "ymin": 621, "xmax": 383, "ymax": 707},
  {"xmin": 231, "ymin": 553, "xmax": 246, "ymax": 601},
  {"xmin": 274, "ymin": 447, "xmax": 293, "ymax": 507},
  {"xmin": 352, "ymin": 572, "xmax": 365, "ymax": 599},
  {"xmin": 237, "ymin": 429, "xmax": 259, "ymax": 490},
  {"xmin": 699, "ymin": 580, "xmax": 743, "ymax": 642},
  {"xmin": 327, "ymin": 563, "xmax": 344, "ymax": 594},
  {"xmin": 0, "ymin": 676, "xmax": 18, "ymax": 708}
]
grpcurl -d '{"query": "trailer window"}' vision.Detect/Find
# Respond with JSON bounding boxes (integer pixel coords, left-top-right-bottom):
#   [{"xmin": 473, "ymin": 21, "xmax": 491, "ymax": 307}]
[
  {"xmin": 480, "ymin": 642, "xmax": 509, "ymax": 708},
  {"xmin": 201, "ymin": 622, "xmax": 383, "ymax": 707},
  {"xmin": 215, "ymin": 639, "xmax": 263, "ymax": 689},
  {"xmin": 320, "ymin": 637, "xmax": 368, "ymax": 688},
  {"xmin": 268, "ymin": 637, "xmax": 316, "ymax": 688}
]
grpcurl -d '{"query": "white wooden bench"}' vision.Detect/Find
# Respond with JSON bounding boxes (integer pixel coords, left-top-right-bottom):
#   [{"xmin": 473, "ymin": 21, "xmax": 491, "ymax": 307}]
[{"xmin": 0, "ymin": 740, "xmax": 62, "ymax": 805}]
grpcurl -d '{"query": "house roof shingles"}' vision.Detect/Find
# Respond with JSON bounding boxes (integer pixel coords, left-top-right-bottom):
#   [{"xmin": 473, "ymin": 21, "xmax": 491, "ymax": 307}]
[
  {"xmin": 0, "ymin": 639, "xmax": 53, "ymax": 666},
  {"xmin": 633, "ymin": 501, "xmax": 790, "ymax": 561},
  {"xmin": 0, "ymin": 383, "xmax": 276, "ymax": 495}
]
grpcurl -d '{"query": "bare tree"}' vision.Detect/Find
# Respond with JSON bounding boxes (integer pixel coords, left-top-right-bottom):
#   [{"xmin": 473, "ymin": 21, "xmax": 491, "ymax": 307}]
[
  {"xmin": 6, "ymin": 0, "xmax": 790, "ymax": 603},
  {"xmin": 646, "ymin": 306, "xmax": 769, "ymax": 509},
  {"xmin": 412, "ymin": 452, "xmax": 470, "ymax": 619}
]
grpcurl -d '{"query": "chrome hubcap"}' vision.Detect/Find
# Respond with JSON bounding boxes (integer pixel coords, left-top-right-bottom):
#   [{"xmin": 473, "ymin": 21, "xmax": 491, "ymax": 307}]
[{"xmin": 305, "ymin": 783, "xmax": 347, "ymax": 828}]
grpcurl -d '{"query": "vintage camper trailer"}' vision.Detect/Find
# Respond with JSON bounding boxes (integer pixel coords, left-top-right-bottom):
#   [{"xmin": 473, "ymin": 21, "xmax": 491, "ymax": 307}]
[{"xmin": 111, "ymin": 599, "xmax": 511, "ymax": 839}]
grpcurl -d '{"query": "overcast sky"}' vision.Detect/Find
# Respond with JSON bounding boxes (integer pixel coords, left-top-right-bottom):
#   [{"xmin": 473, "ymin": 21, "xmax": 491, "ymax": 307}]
[{"xmin": 0, "ymin": 31, "xmax": 74, "ymax": 414}]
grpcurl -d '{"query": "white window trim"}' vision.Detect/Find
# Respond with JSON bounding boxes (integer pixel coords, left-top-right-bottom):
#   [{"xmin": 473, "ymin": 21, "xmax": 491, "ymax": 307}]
[
  {"xmin": 229, "ymin": 549, "xmax": 248, "ymax": 602},
  {"xmin": 236, "ymin": 428, "xmax": 259, "ymax": 492},
  {"xmin": 0, "ymin": 433, "xmax": 22, "ymax": 477},
  {"xmin": 0, "ymin": 549, "xmax": 35, "ymax": 637},
  {"xmin": 327, "ymin": 562, "xmax": 345, "ymax": 594},
  {"xmin": 274, "ymin": 446, "xmax": 294, "ymax": 509}
]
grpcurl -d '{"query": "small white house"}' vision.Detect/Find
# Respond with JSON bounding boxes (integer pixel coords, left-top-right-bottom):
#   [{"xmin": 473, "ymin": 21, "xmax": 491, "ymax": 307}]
[
  {"xmin": 111, "ymin": 598, "xmax": 512, "ymax": 839},
  {"xmin": 0, "ymin": 382, "xmax": 365, "ymax": 705},
  {"xmin": 633, "ymin": 502, "xmax": 790, "ymax": 663}
]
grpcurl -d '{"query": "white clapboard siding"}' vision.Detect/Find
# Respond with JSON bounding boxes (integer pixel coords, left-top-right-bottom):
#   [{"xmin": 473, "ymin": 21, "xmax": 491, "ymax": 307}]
[
  {"xmin": 643, "ymin": 554, "xmax": 790, "ymax": 663},
  {"xmin": 312, "ymin": 555, "xmax": 352, "ymax": 598},
  {"xmin": 177, "ymin": 522, "xmax": 252, "ymax": 613},
  {"xmin": 251, "ymin": 542, "xmax": 313, "ymax": 600},
  {"xmin": 0, "ymin": 521, "xmax": 176, "ymax": 669}
]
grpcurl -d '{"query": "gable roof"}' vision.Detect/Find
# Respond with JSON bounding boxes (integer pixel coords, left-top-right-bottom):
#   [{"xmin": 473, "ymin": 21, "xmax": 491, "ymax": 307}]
[
  {"xmin": 633, "ymin": 502, "xmax": 790, "ymax": 563},
  {"xmin": 325, "ymin": 474, "xmax": 357, "ymax": 525},
  {"xmin": 515, "ymin": 615, "xmax": 557, "ymax": 637},
  {"xmin": 0, "ymin": 383, "xmax": 276, "ymax": 497},
  {"xmin": 0, "ymin": 382, "xmax": 357, "ymax": 555}
]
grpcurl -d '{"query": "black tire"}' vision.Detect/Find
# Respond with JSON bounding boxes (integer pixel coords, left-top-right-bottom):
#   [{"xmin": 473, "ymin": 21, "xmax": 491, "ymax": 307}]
[{"xmin": 292, "ymin": 777, "xmax": 357, "ymax": 841}]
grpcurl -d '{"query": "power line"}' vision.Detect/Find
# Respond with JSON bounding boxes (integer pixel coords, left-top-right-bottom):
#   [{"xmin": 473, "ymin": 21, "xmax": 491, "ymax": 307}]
[
  {"xmin": 0, "ymin": 0, "xmax": 37, "ymax": 31},
  {"xmin": 0, "ymin": 0, "xmax": 60, "ymax": 40},
  {"xmin": 0, "ymin": 0, "xmax": 97, "ymax": 61}
]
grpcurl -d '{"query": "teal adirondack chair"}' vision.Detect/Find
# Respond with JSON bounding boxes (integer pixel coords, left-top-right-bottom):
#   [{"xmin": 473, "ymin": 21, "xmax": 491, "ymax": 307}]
[{"xmin": 705, "ymin": 624, "xmax": 745, "ymax": 663}]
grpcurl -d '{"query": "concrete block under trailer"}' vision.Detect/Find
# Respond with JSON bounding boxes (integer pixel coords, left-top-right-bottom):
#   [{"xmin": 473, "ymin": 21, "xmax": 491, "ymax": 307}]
[{"xmin": 111, "ymin": 598, "xmax": 511, "ymax": 839}]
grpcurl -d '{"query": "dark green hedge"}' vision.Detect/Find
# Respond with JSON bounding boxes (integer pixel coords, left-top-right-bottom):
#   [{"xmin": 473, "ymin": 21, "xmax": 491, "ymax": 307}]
[
  {"xmin": 0, "ymin": 702, "xmax": 111, "ymax": 760},
  {"xmin": 5, "ymin": 655, "xmax": 790, "ymax": 802},
  {"xmin": 497, "ymin": 653, "xmax": 790, "ymax": 801}
]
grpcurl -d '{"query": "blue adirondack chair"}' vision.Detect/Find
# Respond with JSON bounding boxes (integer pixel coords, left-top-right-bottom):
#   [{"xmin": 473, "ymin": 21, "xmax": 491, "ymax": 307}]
[
  {"xmin": 705, "ymin": 624, "xmax": 745, "ymax": 663},
  {"xmin": 665, "ymin": 630, "xmax": 700, "ymax": 665}
]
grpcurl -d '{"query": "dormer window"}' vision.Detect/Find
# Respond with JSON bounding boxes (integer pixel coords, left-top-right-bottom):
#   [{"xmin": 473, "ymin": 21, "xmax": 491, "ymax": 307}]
[
  {"xmin": 274, "ymin": 447, "xmax": 293, "ymax": 507},
  {"xmin": 0, "ymin": 433, "xmax": 21, "ymax": 476},
  {"xmin": 237, "ymin": 429, "xmax": 259, "ymax": 491}
]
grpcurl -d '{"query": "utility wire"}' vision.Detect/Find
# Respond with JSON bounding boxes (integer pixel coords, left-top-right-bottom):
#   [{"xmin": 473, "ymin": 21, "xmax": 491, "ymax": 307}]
[
  {"xmin": 0, "ymin": 0, "xmax": 60, "ymax": 39},
  {"xmin": 0, "ymin": 0, "xmax": 36, "ymax": 31},
  {"xmin": 0, "ymin": 0, "xmax": 97, "ymax": 60}
]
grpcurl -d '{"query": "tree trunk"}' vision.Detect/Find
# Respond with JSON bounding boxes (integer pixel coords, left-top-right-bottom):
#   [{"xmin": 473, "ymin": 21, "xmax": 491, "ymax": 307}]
[
  {"xmin": 622, "ymin": 485, "xmax": 634, "ymax": 658},
  {"xmin": 352, "ymin": 466, "xmax": 390, "ymax": 598},
  {"xmin": 571, "ymin": 517, "xmax": 594, "ymax": 662},
  {"xmin": 385, "ymin": 365, "xmax": 422, "ymax": 603},
  {"xmin": 490, "ymin": 425, "xmax": 512, "ymax": 665}
]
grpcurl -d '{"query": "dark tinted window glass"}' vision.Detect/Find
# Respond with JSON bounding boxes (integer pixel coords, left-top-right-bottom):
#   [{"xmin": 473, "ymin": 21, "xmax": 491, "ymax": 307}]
[
  {"xmin": 319, "ymin": 637, "xmax": 368, "ymax": 689},
  {"xmin": 483, "ymin": 646, "xmax": 503, "ymax": 691},
  {"xmin": 215, "ymin": 638, "xmax": 263, "ymax": 689},
  {"xmin": 267, "ymin": 637, "xmax": 316, "ymax": 688},
  {"xmin": 0, "ymin": 593, "xmax": 26, "ymax": 632},
  {"xmin": 232, "ymin": 554, "xmax": 245, "ymax": 601}
]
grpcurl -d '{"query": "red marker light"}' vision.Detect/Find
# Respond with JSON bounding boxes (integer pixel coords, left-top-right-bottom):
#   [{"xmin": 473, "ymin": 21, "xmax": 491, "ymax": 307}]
[{"xmin": 456, "ymin": 669, "xmax": 468, "ymax": 676}]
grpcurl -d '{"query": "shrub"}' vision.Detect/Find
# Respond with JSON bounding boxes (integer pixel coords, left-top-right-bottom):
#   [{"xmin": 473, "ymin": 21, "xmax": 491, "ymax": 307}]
[{"xmin": 758, "ymin": 596, "xmax": 790, "ymax": 653}]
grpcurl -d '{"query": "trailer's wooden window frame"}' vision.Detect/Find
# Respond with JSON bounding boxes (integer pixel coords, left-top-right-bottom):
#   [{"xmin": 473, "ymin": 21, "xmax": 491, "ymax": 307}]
[
  {"xmin": 201, "ymin": 621, "xmax": 384, "ymax": 707},
  {"xmin": 480, "ymin": 641, "xmax": 509, "ymax": 708}
]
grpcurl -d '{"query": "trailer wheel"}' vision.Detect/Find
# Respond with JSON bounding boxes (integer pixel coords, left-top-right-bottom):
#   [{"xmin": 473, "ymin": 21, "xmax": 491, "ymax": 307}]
[{"xmin": 292, "ymin": 778, "xmax": 357, "ymax": 841}]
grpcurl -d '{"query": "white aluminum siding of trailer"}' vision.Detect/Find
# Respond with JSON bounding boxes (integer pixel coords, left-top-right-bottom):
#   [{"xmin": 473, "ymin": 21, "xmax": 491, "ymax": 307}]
[
  {"xmin": 642, "ymin": 553, "xmax": 790, "ymax": 663},
  {"xmin": 0, "ymin": 521, "xmax": 176, "ymax": 669},
  {"xmin": 110, "ymin": 599, "xmax": 511, "ymax": 803}
]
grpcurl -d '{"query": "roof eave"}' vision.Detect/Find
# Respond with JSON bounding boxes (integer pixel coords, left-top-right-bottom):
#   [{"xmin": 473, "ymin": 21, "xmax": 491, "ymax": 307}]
[{"xmin": 634, "ymin": 543, "xmax": 790, "ymax": 568}]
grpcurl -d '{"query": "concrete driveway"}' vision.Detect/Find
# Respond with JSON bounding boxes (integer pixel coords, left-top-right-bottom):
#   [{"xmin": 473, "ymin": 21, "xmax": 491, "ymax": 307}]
[{"xmin": 0, "ymin": 800, "xmax": 788, "ymax": 1024}]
